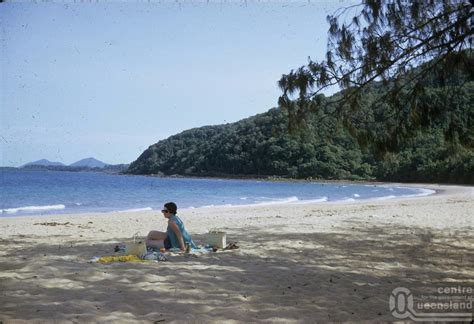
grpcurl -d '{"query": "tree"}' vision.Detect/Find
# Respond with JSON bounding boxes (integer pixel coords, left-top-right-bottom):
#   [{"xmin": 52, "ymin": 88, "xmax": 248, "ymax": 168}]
[{"xmin": 278, "ymin": 0, "xmax": 473, "ymax": 152}]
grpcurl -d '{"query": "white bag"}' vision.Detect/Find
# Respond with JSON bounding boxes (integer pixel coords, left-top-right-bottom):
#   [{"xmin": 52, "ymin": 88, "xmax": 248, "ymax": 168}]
[
  {"xmin": 208, "ymin": 230, "xmax": 226, "ymax": 249},
  {"xmin": 125, "ymin": 232, "xmax": 147, "ymax": 257}
]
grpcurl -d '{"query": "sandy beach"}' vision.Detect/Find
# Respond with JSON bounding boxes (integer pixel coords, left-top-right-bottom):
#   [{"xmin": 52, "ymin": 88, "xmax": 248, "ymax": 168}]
[{"xmin": 0, "ymin": 183, "xmax": 473, "ymax": 322}]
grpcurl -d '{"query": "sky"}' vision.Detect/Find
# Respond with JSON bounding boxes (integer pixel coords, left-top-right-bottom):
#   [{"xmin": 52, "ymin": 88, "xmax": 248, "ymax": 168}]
[{"xmin": 1, "ymin": 0, "xmax": 356, "ymax": 167}]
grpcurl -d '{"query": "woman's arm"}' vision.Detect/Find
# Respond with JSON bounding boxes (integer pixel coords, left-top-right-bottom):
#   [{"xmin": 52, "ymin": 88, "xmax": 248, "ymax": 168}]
[{"xmin": 169, "ymin": 221, "xmax": 186, "ymax": 251}]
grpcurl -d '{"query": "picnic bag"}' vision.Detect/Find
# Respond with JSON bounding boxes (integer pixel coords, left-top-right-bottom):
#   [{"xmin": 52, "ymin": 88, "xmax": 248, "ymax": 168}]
[
  {"xmin": 125, "ymin": 232, "xmax": 147, "ymax": 257},
  {"xmin": 208, "ymin": 230, "xmax": 226, "ymax": 249}
]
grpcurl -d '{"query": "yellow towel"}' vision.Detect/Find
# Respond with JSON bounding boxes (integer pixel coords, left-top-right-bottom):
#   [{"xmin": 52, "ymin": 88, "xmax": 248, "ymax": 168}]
[{"xmin": 98, "ymin": 255, "xmax": 144, "ymax": 263}]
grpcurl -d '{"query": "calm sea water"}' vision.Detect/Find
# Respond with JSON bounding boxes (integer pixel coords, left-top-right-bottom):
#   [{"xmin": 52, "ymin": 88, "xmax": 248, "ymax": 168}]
[{"xmin": 0, "ymin": 170, "xmax": 435, "ymax": 217}]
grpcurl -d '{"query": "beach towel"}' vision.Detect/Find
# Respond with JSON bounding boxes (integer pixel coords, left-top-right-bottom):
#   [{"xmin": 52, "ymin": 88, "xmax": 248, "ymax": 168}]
[{"xmin": 97, "ymin": 255, "xmax": 144, "ymax": 263}]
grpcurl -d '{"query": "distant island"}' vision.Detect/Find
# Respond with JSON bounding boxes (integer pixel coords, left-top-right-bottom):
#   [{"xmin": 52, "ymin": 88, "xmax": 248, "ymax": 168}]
[
  {"xmin": 16, "ymin": 158, "xmax": 129, "ymax": 174},
  {"xmin": 22, "ymin": 159, "xmax": 66, "ymax": 167}
]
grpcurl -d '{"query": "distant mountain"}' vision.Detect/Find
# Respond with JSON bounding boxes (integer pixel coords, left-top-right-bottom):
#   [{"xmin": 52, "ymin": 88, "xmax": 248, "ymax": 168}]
[
  {"xmin": 22, "ymin": 159, "xmax": 65, "ymax": 167},
  {"xmin": 69, "ymin": 157, "xmax": 108, "ymax": 168},
  {"xmin": 19, "ymin": 157, "xmax": 127, "ymax": 173}
]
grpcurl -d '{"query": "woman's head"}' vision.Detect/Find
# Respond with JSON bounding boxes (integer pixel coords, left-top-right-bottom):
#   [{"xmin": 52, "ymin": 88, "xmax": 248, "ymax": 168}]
[{"xmin": 162, "ymin": 202, "xmax": 177, "ymax": 215}]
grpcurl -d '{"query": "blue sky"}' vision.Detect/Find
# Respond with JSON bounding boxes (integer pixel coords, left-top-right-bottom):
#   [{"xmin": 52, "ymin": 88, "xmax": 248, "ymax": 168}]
[{"xmin": 1, "ymin": 0, "xmax": 356, "ymax": 167}]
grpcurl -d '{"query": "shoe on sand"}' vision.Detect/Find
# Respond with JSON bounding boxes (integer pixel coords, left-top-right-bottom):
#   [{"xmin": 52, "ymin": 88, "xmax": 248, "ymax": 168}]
[{"xmin": 224, "ymin": 242, "xmax": 239, "ymax": 250}]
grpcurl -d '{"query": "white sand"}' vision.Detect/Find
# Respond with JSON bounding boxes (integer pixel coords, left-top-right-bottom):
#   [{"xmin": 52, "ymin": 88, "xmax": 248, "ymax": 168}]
[{"xmin": 0, "ymin": 183, "xmax": 473, "ymax": 322}]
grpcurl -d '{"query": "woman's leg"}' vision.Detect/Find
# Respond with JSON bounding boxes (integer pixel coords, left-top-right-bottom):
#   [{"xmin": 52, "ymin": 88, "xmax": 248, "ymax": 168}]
[
  {"xmin": 147, "ymin": 230, "xmax": 167, "ymax": 240},
  {"xmin": 146, "ymin": 230, "xmax": 167, "ymax": 248}
]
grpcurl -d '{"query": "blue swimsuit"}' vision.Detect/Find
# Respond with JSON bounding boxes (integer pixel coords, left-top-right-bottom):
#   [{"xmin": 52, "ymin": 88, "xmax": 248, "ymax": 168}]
[{"xmin": 165, "ymin": 214, "xmax": 196, "ymax": 249}]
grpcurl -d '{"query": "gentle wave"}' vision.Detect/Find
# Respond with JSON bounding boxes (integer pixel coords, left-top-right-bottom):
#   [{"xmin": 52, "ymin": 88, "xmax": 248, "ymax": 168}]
[
  {"xmin": 253, "ymin": 196, "xmax": 299, "ymax": 206},
  {"xmin": 295, "ymin": 196, "xmax": 329, "ymax": 204},
  {"xmin": 199, "ymin": 196, "xmax": 300, "ymax": 209},
  {"xmin": 399, "ymin": 188, "xmax": 436, "ymax": 198},
  {"xmin": 201, "ymin": 204, "xmax": 234, "ymax": 208},
  {"xmin": 370, "ymin": 190, "xmax": 434, "ymax": 200},
  {"xmin": 376, "ymin": 186, "xmax": 436, "ymax": 198},
  {"xmin": 117, "ymin": 207, "xmax": 153, "ymax": 213},
  {"xmin": 338, "ymin": 188, "xmax": 435, "ymax": 203},
  {"xmin": 372, "ymin": 195, "xmax": 397, "ymax": 201},
  {"xmin": 192, "ymin": 188, "xmax": 435, "ymax": 210},
  {"xmin": 342, "ymin": 198, "xmax": 356, "ymax": 202},
  {"xmin": 2, "ymin": 204, "xmax": 66, "ymax": 214}
]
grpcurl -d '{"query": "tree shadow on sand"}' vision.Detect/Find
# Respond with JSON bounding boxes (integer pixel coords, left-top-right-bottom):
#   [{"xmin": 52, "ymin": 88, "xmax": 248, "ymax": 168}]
[{"xmin": 0, "ymin": 223, "xmax": 472, "ymax": 322}]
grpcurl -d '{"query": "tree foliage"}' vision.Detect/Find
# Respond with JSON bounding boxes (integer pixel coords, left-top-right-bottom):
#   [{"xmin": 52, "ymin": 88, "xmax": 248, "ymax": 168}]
[
  {"xmin": 278, "ymin": 0, "xmax": 473, "ymax": 152},
  {"xmin": 127, "ymin": 62, "xmax": 473, "ymax": 184},
  {"xmin": 127, "ymin": 108, "xmax": 373, "ymax": 180},
  {"xmin": 128, "ymin": 12, "xmax": 474, "ymax": 184}
]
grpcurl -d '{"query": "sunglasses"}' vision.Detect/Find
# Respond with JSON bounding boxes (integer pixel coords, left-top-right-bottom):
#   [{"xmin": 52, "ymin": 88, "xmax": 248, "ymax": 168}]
[{"xmin": 161, "ymin": 209, "xmax": 169, "ymax": 213}]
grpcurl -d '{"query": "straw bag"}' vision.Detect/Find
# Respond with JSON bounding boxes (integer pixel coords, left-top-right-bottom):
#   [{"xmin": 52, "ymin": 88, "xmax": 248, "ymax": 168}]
[
  {"xmin": 125, "ymin": 232, "xmax": 147, "ymax": 257},
  {"xmin": 208, "ymin": 230, "xmax": 226, "ymax": 249}
]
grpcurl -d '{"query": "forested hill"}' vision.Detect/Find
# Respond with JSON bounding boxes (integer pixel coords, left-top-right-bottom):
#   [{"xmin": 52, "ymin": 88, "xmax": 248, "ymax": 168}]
[
  {"xmin": 127, "ymin": 69, "xmax": 473, "ymax": 184},
  {"xmin": 127, "ymin": 108, "xmax": 374, "ymax": 180}
]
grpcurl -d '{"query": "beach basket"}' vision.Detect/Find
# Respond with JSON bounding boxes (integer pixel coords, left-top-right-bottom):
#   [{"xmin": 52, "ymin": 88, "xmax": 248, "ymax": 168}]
[
  {"xmin": 125, "ymin": 232, "xmax": 147, "ymax": 258},
  {"xmin": 208, "ymin": 230, "xmax": 226, "ymax": 249}
]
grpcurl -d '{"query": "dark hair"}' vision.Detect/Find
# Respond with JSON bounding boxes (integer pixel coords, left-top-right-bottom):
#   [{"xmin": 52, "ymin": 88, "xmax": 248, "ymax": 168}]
[{"xmin": 164, "ymin": 202, "xmax": 177, "ymax": 214}]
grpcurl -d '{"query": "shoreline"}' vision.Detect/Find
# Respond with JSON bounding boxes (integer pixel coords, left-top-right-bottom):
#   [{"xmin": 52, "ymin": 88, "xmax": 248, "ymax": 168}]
[
  {"xmin": 1, "ymin": 183, "xmax": 471, "ymax": 230},
  {"xmin": 124, "ymin": 168, "xmax": 474, "ymax": 186},
  {"xmin": 1, "ymin": 180, "xmax": 454, "ymax": 219}
]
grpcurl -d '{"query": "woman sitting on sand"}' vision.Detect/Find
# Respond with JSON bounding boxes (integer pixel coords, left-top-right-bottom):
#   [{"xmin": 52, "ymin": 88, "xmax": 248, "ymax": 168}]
[{"xmin": 146, "ymin": 202, "xmax": 196, "ymax": 251}]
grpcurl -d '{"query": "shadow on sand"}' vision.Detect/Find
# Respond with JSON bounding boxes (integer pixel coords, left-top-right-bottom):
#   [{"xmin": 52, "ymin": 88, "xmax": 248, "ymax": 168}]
[{"xmin": 0, "ymin": 222, "xmax": 472, "ymax": 322}]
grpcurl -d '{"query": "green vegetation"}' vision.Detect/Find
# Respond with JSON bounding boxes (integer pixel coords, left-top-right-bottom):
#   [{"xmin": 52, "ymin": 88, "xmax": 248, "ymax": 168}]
[
  {"xmin": 128, "ymin": 107, "xmax": 372, "ymax": 180},
  {"xmin": 128, "ymin": 2, "xmax": 473, "ymax": 184},
  {"xmin": 128, "ymin": 2, "xmax": 474, "ymax": 183},
  {"xmin": 127, "ymin": 59, "xmax": 473, "ymax": 184},
  {"xmin": 278, "ymin": 1, "xmax": 472, "ymax": 153}
]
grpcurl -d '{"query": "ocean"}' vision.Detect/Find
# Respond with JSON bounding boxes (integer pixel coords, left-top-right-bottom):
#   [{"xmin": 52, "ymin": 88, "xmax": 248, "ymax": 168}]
[{"xmin": 0, "ymin": 169, "xmax": 435, "ymax": 217}]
